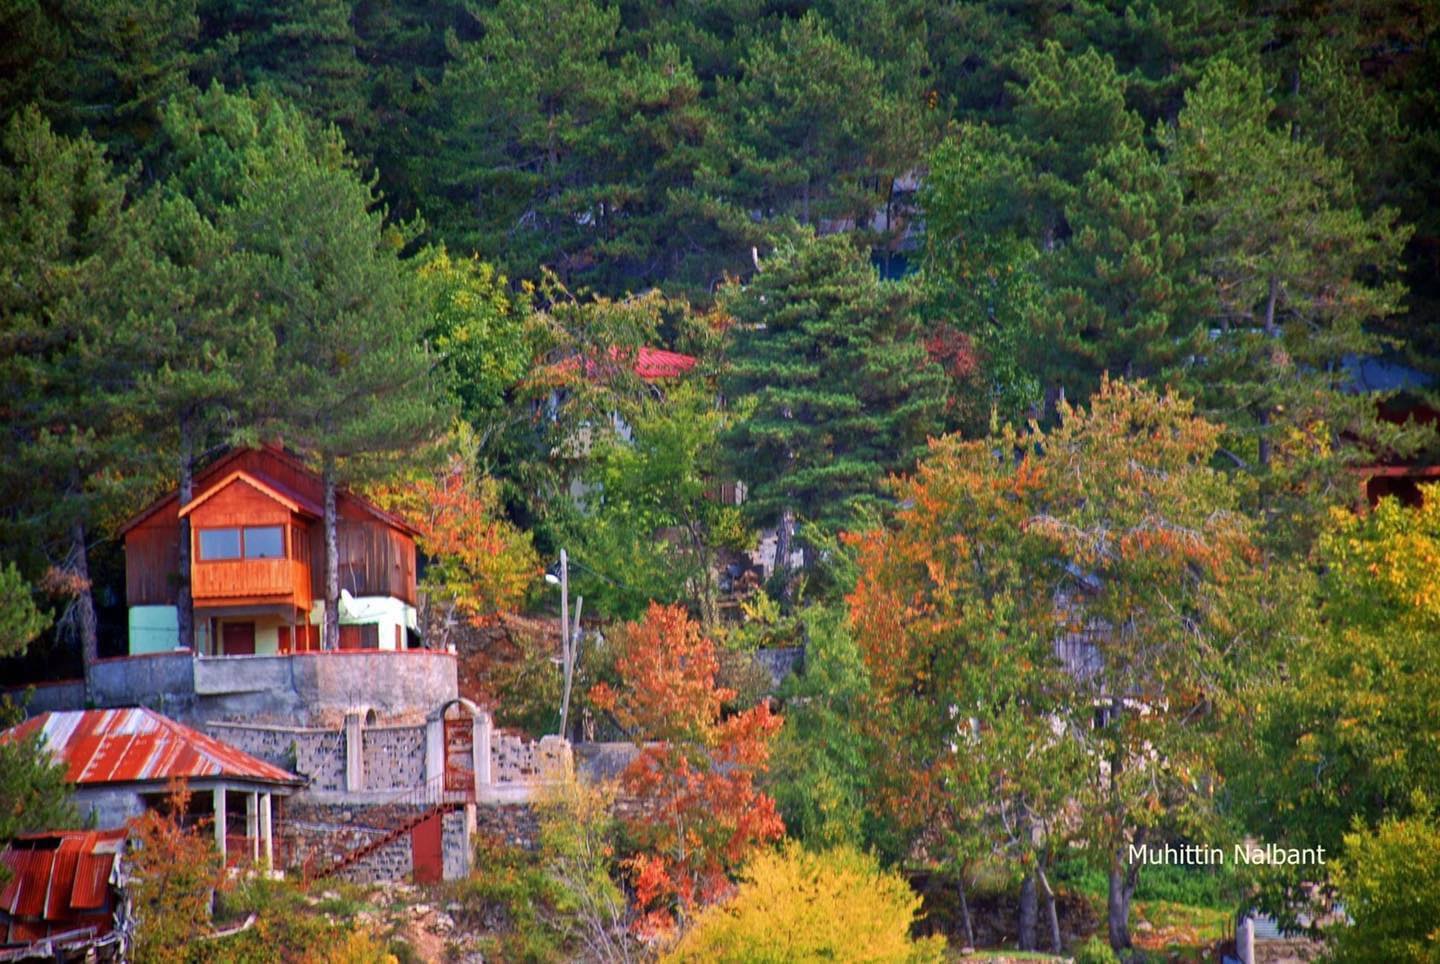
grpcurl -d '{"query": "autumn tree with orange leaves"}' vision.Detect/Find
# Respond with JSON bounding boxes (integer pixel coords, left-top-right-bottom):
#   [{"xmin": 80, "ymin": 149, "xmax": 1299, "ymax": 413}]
[
  {"xmin": 850, "ymin": 379, "xmax": 1269, "ymax": 954},
  {"xmin": 590, "ymin": 603, "xmax": 783, "ymax": 937},
  {"xmin": 367, "ymin": 432, "xmax": 539, "ymax": 647}
]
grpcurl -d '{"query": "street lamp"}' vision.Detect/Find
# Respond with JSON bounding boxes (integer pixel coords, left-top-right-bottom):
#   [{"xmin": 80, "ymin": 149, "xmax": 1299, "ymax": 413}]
[{"xmin": 547, "ymin": 549, "xmax": 583, "ymax": 740}]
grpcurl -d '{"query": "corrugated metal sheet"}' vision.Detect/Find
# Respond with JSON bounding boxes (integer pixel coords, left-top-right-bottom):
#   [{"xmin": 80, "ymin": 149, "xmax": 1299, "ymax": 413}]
[
  {"xmin": 0, "ymin": 829, "xmax": 124, "ymax": 943},
  {"xmin": 2, "ymin": 708, "xmax": 299, "ymax": 786}
]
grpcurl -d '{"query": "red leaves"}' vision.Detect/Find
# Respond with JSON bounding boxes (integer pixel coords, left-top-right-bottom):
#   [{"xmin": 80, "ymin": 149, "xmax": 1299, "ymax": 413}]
[{"xmin": 598, "ymin": 604, "xmax": 785, "ymax": 929}]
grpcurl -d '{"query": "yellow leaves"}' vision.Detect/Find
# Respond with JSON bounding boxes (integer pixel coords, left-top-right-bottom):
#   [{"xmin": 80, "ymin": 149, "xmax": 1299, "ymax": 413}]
[{"xmin": 664, "ymin": 844, "xmax": 945, "ymax": 964}]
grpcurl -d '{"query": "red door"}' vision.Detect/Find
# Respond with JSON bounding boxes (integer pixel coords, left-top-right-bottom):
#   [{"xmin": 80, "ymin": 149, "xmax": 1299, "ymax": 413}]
[
  {"xmin": 411, "ymin": 812, "xmax": 443, "ymax": 883},
  {"xmin": 222, "ymin": 622, "xmax": 256, "ymax": 656}
]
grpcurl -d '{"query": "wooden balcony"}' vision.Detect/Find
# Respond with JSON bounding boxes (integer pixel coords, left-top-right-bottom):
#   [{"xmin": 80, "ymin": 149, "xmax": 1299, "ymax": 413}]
[{"xmin": 193, "ymin": 558, "xmax": 311, "ymax": 607}]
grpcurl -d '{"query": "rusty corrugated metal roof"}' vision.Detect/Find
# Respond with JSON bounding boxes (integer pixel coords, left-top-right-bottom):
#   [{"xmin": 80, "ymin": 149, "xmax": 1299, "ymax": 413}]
[
  {"xmin": 1, "ymin": 708, "xmax": 300, "ymax": 786},
  {"xmin": 0, "ymin": 828, "xmax": 125, "ymax": 944}
]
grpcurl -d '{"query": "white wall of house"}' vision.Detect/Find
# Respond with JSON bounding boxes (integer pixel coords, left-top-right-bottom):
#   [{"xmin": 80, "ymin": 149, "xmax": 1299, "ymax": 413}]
[{"xmin": 308, "ymin": 595, "xmax": 417, "ymax": 651}]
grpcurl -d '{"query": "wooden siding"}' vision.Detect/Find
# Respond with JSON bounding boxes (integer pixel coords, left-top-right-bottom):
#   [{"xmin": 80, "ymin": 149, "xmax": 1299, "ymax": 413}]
[
  {"xmin": 309, "ymin": 521, "xmax": 417, "ymax": 605},
  {"xmin": 124, "ymin": 447, "xmax": 417, "ymax": 609},
  {"xmin": 188, "ymin": 478, "xmax": 293, "ymax": 530},
  {"xmin": 192, "ymin": 559, "xmax": 311, "ymax": 607},
  {"xmin": 125, "ymin": 519, "xmax": 181, "ymax": 607}
]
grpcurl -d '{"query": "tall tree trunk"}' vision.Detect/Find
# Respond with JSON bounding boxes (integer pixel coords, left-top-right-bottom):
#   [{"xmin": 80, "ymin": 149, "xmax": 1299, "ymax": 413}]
[
  {"xmin": 1038, "ymin": 866, "xmax": 1062, "ymax": 954},
  {"xmin": 773, "ymin": 505, "xmax": 797, "ymax": 605},
  {"xmin": 1018, "ymin": 873, "xmax": 1038, "ymax": 951},
  {"xmin": 1257, "ymin": 275, "xmax": 1281, "ymax": 469},
  {"xmin": 176, "ymin": 420, "xmax": 194, "ymax": 651},
  {"xmin": 70, "ymin": 521, "xmax": 99, "ymax": 704},
  {"xmin": 322, "ymin": 458, "xmax": 339, "ymax": 651},
  {"xmin": 1107, "ymin": 850, "xmax": 1138, "ymax": 950},
  {"xmin": 957, "ymin": 873, "xmax": 976, "ymax": 949}
]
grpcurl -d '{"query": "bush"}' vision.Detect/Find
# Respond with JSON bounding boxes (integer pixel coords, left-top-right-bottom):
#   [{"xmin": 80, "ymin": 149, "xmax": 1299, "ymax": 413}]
[
  {"xmin": 452, "ymin": 836, "xmax": 569, "ymax": 962},
  {"xmin": 1074, "ymin": 935, "xmax": 1120, "ymax": 964},
  {"xmin": 664, "ymin": 843, "xmax": 945, "ymax": 963},
  {"xmin": 1331, "ymin": 802, "xmax": 1440, "ymax": 964}
]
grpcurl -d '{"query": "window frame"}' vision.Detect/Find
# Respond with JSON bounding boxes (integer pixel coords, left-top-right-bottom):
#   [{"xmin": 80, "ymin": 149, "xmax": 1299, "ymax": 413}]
[
  {"xmin": 197, "ymin": 527, "xmax": 242, "ymax": 561},
  {"xmin": 242, "ymin": 525, "xmax": 286, "ymax": 560}
]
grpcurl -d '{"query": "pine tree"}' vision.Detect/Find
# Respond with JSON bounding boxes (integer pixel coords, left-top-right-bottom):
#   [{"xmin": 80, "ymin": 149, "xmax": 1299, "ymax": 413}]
[
  {"xmin": 722, "ymin": 12, "xmax": 927, "ymax": 232},
  {"xmin": 720, "ymin": 233, "xmax": 947, "ymax": 586},
  {"xmin": 1167, "ymin": 57, "xmax": 1413, "ymax": 518},
  {"xmin": 117, "ymin": 176, "xmax": 277, "ymax": 653},
  {"xmin": 180, "ymin": 88, "xmax": 451, "ymax": 649},
  {"xmin": 0, "ymin": 108, "xmax": 152, "ymax": 695}
]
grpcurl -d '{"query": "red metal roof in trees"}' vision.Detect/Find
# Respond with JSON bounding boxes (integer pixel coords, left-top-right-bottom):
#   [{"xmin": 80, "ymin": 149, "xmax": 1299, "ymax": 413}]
[
  {"xmin": 0, "ymin": 829, "xmax": 125, "ymax": 944},
  {"xmin": 1, "ymin": 708, "xmax": 300, "ymax": 786},
  {"xmin": 633, "ymin": 347, "xmax": 698, "ymax": 379},
  {"xmin": 544, "ymin": 346, "xmax": 698, "ymax": 384}
]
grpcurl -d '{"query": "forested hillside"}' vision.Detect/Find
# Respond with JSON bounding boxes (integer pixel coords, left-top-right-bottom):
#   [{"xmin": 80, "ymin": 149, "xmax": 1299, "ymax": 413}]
[{"xmin": 4, "ymin": 1, "xmax": 1440, "ymax": 959}]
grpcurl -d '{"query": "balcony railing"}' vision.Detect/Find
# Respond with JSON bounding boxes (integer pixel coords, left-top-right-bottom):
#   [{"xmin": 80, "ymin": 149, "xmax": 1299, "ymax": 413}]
[{"xmin": 193, "ymin": 558, "xmax": 310, "ymax": 604}]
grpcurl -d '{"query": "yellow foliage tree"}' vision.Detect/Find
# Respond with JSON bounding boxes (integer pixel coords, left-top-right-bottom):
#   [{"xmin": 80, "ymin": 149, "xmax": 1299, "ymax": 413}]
[{"xmin": 664, "ymin": 844, "xmax": 944, "ymax": 963}]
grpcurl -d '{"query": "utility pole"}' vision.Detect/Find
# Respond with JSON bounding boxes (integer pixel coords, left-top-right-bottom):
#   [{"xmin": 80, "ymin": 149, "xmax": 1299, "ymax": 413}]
[{"xmin": 558, "ymin": 548, "xmax": 569, "ymax": 737}]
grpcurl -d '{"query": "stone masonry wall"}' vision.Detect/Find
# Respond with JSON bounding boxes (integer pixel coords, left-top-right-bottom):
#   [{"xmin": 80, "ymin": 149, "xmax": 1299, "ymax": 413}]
[
  {"xmin": 442, "ymin": 809, "xmax": 470, "ymax": 881},
  {"xmin": 207, "ymin": 722, "xmax": 346, "ymax": 792},
  {"xmin": 362, "ymin": 725, "xmax": 426, "ymax": 791},
  {"xmin": 472, "ymin": 804, "xmax": 541, "ymax": 852},
  {"xmin": 280, "ymin": 800, "xmax": 425, "ymax": 884}
]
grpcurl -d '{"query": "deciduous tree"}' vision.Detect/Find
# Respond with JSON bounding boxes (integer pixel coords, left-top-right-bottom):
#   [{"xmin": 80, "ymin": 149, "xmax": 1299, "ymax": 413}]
[{"xmin": 589, "ymin": 603, "xmax": 783, "ymax": 935}]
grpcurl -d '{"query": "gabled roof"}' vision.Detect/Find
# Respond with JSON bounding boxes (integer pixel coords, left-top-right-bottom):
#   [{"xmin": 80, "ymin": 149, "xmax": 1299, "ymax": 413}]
[
  {"xmin": 178, "ymin": 469, "xmax": 322, "ymax": 520},
  {"xmin": 1, "ymin": 828, "xmax": 125, "ymax": 946},
  {"xmin": 1, "ymin": 708, "xmax": 301, "ymax": 787},
  {"xmin": 118, "ymin": 444, "xmax": 420, "ymax": 538}
]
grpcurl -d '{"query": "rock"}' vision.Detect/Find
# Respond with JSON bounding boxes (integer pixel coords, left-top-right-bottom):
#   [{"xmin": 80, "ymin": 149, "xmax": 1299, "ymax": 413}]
[{"xmin": 1135, "ymin": 920, "xmax": 1154, "ymax": 932}]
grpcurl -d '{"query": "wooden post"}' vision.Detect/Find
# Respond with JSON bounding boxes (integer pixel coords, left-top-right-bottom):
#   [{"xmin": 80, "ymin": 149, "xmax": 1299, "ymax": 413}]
[{"xmin": 213, "ymin": 786, "xmax": 227, "ymax": 863}]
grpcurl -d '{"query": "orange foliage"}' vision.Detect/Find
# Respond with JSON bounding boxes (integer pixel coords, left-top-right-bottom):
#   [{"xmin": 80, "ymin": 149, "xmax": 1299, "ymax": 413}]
[
  {"xmin": 367, "ymin": 456, "xmax": 538, "ymax": 624},
  {"xmin": 593, "ymin": 603, "xmax": 784, "ymax": 932}
]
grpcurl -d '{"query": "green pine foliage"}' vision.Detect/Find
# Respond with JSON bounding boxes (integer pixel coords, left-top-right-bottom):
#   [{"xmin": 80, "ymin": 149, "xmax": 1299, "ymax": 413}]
[{"xmin": 720, "ymin": 232, "xmax": 948, "ymax": 551}]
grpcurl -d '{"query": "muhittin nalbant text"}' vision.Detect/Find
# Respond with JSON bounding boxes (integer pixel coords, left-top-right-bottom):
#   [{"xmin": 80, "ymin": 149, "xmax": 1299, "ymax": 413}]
[{"xmin": 1129, "ymin": 843, "xmax": 1326, "ymax": 866}]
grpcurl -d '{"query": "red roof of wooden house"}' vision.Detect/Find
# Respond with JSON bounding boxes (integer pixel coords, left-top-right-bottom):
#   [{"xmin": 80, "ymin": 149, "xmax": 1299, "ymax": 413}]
[
  {"xmin": 2, "ymin": 708, "xmax": 300, "ymax": 787},
  {"xmin": 118, "ymin": 444, "xmax": 419, "ymax": 538},
  {"xmin": 1, "ymin": 828, "xmax": 125, "ymax": 946}
]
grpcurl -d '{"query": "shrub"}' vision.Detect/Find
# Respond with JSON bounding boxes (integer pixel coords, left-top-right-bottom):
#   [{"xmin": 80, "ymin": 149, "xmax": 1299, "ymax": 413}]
[
  {"xmin": 1330, "ymin": 801, "xmax": 1440, "ymax": 964},
  {"xmin": 664, "ymin": 843, "xmax": 945, "ymax": 963},
  {"xmin": 1074, "ymin": 935, "xmax": 1121, "ymax": 964}
]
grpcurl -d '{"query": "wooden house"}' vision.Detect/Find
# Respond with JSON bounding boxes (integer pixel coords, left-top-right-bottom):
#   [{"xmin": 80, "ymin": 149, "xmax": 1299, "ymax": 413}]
[{"xmin": 119, "ymin": 446, "xmax": 420, "ymax": 656}]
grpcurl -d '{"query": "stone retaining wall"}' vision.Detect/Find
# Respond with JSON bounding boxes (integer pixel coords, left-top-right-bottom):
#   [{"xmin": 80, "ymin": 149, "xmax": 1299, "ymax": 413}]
[
  {"xmin": 362, "ymin": 725, "xmax": 426, "ymax": 791},
  {"xmin": 208, "ymin": 722, "xmax": 347, "ymax": 792}
]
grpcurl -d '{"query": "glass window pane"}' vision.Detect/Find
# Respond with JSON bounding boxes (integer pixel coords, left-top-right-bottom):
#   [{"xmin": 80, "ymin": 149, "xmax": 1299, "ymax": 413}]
[
  {"xmin": 198, "ymin": 528, "xmax": 241, "ymax": 560},
  {"xmin": 244, "ymin": 526, "xmax": 284, "ymax": 559}
]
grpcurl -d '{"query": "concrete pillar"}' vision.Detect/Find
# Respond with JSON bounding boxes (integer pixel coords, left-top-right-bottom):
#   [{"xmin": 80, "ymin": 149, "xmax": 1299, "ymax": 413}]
[
  {"xmin": 474, "ymin": 711, "xmax": 493, "ymax": 792},
  {"xmin": 213, "ymin": 785, "xmax": 227, "ymax": 862},
  {"xmin": 246, "ymin": 792, "xmax": 259, "ymax": 862},
  {"xmin": 425, "ymin": 716, "xmax": 445, "ymax": 787},
  {"xmin": 1237, "ymin": 913, "xmax": 1255, "ymax": 964},
  {"xmin": 259, "ymin": 793, "xmax": 273, "ymax": 869},
  {"xmin": 344, "ymin": 711, "xmax": 365, "ymax": 793}
]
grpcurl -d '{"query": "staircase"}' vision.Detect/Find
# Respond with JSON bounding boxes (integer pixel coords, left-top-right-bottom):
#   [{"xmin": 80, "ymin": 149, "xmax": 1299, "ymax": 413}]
[{"xmin": 302, "ymin": 775, "xmax": 472, "ymax": 885}]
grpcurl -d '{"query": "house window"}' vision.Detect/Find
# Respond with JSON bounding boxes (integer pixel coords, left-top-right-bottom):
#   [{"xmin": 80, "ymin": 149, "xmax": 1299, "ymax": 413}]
[
  {"xmin": 198, "ymin": 528, "xmax": 241, "ymax": 560},
  {"xmin": 244, "ymin": 526, "xmax": 284, "ymax": 559}
]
